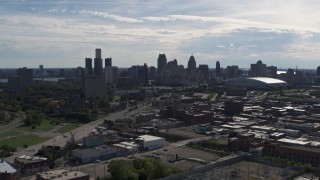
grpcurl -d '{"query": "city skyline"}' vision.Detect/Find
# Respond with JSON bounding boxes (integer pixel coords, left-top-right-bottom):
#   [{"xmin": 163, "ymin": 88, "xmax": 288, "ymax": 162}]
[{"xmin": 1, "ymin": 0, "xmax": 320, "ymax": 68}]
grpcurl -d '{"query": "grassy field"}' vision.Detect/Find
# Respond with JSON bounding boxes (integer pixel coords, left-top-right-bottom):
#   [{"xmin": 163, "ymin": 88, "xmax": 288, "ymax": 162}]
[
  {"xmin": 0, "ymin": 130, "xmax": 21, "ymax": 139},
  {"xmin": 0, "ymin": 135, "xmax": 48, "ymax": 148},
  {"xmin": 18, "ymin": 119, "xmax": 55, "ymax": 132},
  {"xmin": 58, "ymin": 123, "xmax": 79, "ymax": 134}
]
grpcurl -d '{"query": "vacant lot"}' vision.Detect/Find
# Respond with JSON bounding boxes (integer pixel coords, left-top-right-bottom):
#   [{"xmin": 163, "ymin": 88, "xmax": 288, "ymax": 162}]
[
  {"xmin": 0, "ymin": 135, "xmax": 48, "ymax": 148},
  {"xmin": 150, "ymin": 145, "xmax": 222, "ymax": 171}
]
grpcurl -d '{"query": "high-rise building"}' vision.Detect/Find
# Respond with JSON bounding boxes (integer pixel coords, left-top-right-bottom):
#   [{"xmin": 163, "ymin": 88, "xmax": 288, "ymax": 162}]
[
  {"xmin": 144, "ymin": 63, "xmax": 148, "ymax": 84},
  {"xmin": 317, "ymin": 66, "xmax": 320, "ymax": 76},
  {"xmin": 94, "ymin": 50, "xmax": 102, "ymax": 76},
  {"xmin": 148, "ymin": 66, "xmax": 156, "ymax": 80},
  {"xmin": 94, "ymin": 58, "xmax": 103, "ymax": 76},
  {"xmin": 17, "ymin": 67, "xmax": 33, "ymax": 87},
  {"xmin": 112, "ymin": 66, "xmax": 118, "ymax": 85},
  {"xmin": 286, "ymin": 68, "xmax": 294, "ymax": 81},
  {"xmin": 104, "ymin": 66, "xmax": 113, "ymax": 85},
  {"xmin": 39, "ymin": 65, "xmax": 44, "ymax": 79},
  {"xmin": 75, "ymin": 67, "xmax": 83, "ymax": 78},
  {"xmin": 216, "ymin": 61, "xmax": 221, "ymax": 77},
  {"xmin": 9, "ymin": 67, "xmax": 34, "ymax": 93},
  {"xmin": 94, "ymin": 48, "xmax": 103, "ymax": 76},
  {"xmin": 95, "ymin": 48, "xmax": 102, "ymax": 59},
  {"xmin": 225, "ymin": 65, "xmax": 240, "ymax": 79},
  {"xmin": 85, "ymin": 58, "xmax": 93, "ymax": 74},
  {"xmin": 266, "ymin": 66, "xmax": 277, "ymax": 78},
  {"xmin": 250, "ymin": 60, "xmax": 266, "ymax": 77},
  {"xmin": 83, "ymin": 77, "xmax": 106, "ymax": 98},
  {"xmin": 198, "ymin": 64, "xmax": 209, "ymax": 81},
  {"xmin": 157, "ymin": 54, "xmax": 167, "ymax": 75},
  {"xmin": 167, "ymin": 59, "xmax": 178, "ymax": 69},
  {"xmin": 188, "ymin": 55, "xmax": 196, "ymax": 70},
  {"xmin": 105, "ymin": 58, "xmax": 112, "ymax": 67}
]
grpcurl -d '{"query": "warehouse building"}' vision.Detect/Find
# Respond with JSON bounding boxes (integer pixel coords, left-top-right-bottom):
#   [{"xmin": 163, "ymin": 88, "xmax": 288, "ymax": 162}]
[{"xmin": 136, "ymin": 135, "xmax": 165, "ymax": 150}]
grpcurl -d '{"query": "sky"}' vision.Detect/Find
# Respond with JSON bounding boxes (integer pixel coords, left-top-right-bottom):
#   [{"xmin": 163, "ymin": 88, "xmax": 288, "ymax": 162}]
[{"xmin": 1, "ymin": 0, "xmax": 320, "ymax": 69}]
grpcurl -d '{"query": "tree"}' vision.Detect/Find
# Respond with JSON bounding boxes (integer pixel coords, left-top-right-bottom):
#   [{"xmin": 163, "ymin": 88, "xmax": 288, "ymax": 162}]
[{"xmin": 108, "ymin": 160, "xmax": 138, "ymax": 180}]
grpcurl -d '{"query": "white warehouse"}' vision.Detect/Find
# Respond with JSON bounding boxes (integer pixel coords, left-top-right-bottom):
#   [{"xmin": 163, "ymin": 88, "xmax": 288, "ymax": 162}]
[{"xmin": 136, "ymin": 135, "xmax": 165, "ymax": 150}]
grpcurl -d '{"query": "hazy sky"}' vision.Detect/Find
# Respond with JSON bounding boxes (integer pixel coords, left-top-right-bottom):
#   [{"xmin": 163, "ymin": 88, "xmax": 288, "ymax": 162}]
[{"xmin": 1, "ymin": 0, "xmax": 320, "ymax": 68}]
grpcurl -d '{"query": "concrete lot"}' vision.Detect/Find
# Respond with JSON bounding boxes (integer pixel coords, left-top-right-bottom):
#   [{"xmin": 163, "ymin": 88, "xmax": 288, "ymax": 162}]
[
  {"xmin": 187, "ymin": 160, "xmax": 301, "ymax": 180},
  {"xmin": 164, "ymin": 127, "xmax": 205, "ymax": 138}
]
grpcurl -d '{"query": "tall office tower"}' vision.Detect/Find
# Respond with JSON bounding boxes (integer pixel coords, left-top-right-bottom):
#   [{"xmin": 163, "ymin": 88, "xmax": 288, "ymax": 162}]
[
  {"xmin": 317, "ymin": 66, "xmax": 320, "ymax": 76},
  {"xmin": 94, "ymin": 48, "xmax": 103, "ymax": 76},
  {"xmin": 286, "ymin": 68, "xmax": 294, "ymax": 81},
  {"xmin": 112, "ymin": 66, "xmax": 118, "ymax": 85},
  {"xmin": 157, "ymin": 54, "xmax": 167, "ymax": 75},
  {"xmin": 216, "ymin": 61, "xmax": 221, "ymax": 77},
  {"xmin": 167, "ymin": 59, "xmax": 178, "ymax": 69},
  {"xmin": 95, "ymin": 48, "xmax": 102, "ymax": 59},
  {"xmin": 17, "ymin": 67, "xmax": 33, "ymax": 86},
  {"xmin": 94, "ymin": 58, "xmax": 103, "ymax": 76},
  {"xmin": 9, "ymin": 67, "xmax": 34, "ymax": 92},
  {"xmin": 104, "ymin": 66, "xmax": 113, "ymax": 84},
  {"xmin": 105, "ymin": 57, "xmax": 112, "ymax": 67},
  {"xmin": 83, "ymin": 77, "xmax": 106, "ymax": 98},
  {"xmin": 198, "ymin": 64, "xmax": 209, "ymax": 80},
  {"xmin": 85, "ymin": 58, "xmax": 93, "ymax": 74},
  {"xmin": 148, "ymin": 66, "xmax": 156, "ymax": 80},
  {"xmin": 75, "ymin": 67, "xmax": 83, "ymax": 78},
  {"xmin": 39, "ymin": 65, "xmax": 44, "ymax": 79},
  {"xmin": 266, "ymin": 66, "xmax": 277, "ymax": 78},
  {"xmin": 225, "ymin": 65, "xmax": 240, "ymax": 79},
  {"xmin": 188, "ymin": 55, "xmax": 196, "ymax": 70},
  {"xmin": 250, "ymin": 60, "xmax": 266, "ymax": 77},
  {"xmin": 144, "ymin": 63, "xmax": 148, "ymax": 84}
]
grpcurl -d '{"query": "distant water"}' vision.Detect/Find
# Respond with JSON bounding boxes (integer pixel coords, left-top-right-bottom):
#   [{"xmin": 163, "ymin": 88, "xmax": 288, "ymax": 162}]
[{"xmin": 0, "ymin": 77, "xmax": 64, "ymax": 83}]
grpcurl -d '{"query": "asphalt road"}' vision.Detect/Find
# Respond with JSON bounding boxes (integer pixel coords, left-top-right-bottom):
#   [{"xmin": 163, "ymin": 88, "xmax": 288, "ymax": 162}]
[{"xmin": 5, "ymin": 104, "xmax": 150, "ymax": 163}]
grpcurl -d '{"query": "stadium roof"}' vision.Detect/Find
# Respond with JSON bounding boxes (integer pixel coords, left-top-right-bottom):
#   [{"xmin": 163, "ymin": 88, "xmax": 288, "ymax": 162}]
[
  {"xmin": 248, "ymin": 77, "xmax": 286, "ymax": 84},
  {"xmin": 224, "ymin": 77, "xmax": 287, "ymax": 88}
]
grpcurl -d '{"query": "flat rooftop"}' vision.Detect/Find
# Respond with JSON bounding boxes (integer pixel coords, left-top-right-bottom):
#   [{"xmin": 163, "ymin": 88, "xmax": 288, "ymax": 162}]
[
  {"xmin": 37, "ymin": 169, "xmax": 89, "ymax": 180},
  {"xmin": 16, "ymin": 155, "xmax": 47, "ymax": 163},
  {"xmin": 277, "ymin": 138, "xmax": 310, "ymax": 146},
  {"xmin": 137, "ymin": 135, "xmax": 164, "ymax": 141}
]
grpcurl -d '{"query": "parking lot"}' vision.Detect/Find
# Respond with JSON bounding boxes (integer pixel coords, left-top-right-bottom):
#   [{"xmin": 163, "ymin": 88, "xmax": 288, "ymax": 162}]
[{"xmin": 187, "ymin": 160, "xmax": 301, "ymax": 180}]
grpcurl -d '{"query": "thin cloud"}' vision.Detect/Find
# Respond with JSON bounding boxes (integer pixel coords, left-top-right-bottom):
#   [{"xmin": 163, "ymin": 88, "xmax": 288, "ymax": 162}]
[{"xmin": 77, "ymin": 10, "xmax": 143, "ymax": 23}]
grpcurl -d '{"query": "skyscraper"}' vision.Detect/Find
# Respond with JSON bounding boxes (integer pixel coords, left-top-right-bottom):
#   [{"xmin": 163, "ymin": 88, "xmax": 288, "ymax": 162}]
[
  {"xmin": 9, "ymin": 67, "xmax": 34, "ymax": 92},
  {"xmin": 94, "ymin": 49, "xmax": 103, "ymax": 76},
  {"xmin": 198, "ymin": 64, "xmax": 209, "ymax": 81},
  {"xmin": 95, "ymin": 48, "xmax": 102, "ymax": 59},
  {"xmin": 188, "ymin": 55, "xmax": 196, "ymax": 70},
  {"xmin": 157, "ymin": 54, "xmax": 167, "ymax": 75},
  {"xmin": 317, "ymin": 66, "xmax": 320, "ymax": 76},
  {"xmin": 105, "ymin": 58, "xmax": 112, "ymax": 67},
  {"xmin": 85, "ymin": 58, "xmax": 93, "ymax": 74},
  {"xmin": 250, "ymin": 60, "xmax": 266, "ymax": 77},
  {"xmin": 39, "ymin": 65, "xmax": 44, "ymax": 79},
  {"xmin": 94, "ymin": 58, "xmax": 103, "ymax": 76},
  {"xmin": 216, "ymin": 61, "xmax": 221, "ymax": 77},
  {"xmin": 144, "ymin": 63, "xmax": 148, "ymax": 84},
  {"xmin": 167, "ymin": 59, "xmax": 178, "ymax": 69},
  {"xmin": 17, "ymin": 67, "xmax": 33, "ymax": 86}
]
